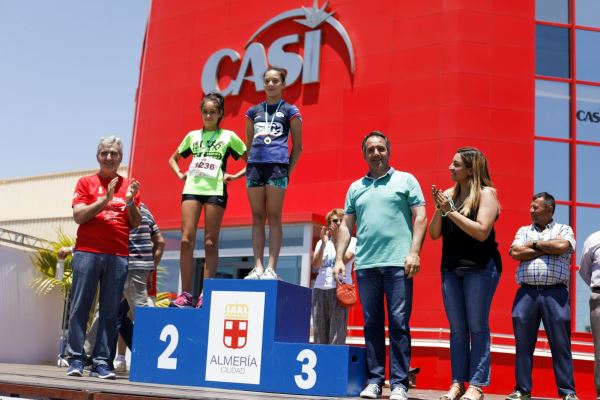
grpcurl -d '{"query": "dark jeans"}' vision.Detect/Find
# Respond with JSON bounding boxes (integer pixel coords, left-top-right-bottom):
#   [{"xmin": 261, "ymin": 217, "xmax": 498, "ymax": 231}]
[
  {"xmin": 442, "ymin": 259, "xmax": 499, "ymax": 386},
  {"xmin": 356, "ymin": 266, "xmax": 413, "ymax": 390},
  {"xmin": 112, "ymin": 299, "xmax": 133, "ymax": 358},
  {"xmin": 511, "ymin": 285, "xmax": 576, "ymax": 396},
  {"xmin": 66, "ymin": 251, "xmax": 128, "ymax": 367},
  {"xmin": 84, "ymin": 298, "xmax": 134, "ymax": 365}
]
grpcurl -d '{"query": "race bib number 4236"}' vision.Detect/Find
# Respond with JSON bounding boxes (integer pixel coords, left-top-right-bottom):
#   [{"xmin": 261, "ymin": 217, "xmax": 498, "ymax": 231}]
[{"xmin": 189, "ymin": 157, "xmax": 221, "ymax": 178}]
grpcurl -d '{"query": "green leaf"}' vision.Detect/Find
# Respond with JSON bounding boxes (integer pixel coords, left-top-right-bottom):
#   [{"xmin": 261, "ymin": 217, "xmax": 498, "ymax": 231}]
[{"xmin": 29, "ymin": 229, "xmax": 75, "ymax": 297}]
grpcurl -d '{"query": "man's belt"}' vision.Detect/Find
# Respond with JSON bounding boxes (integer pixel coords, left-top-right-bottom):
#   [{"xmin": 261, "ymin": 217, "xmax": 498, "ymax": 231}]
[{"xmin": 521, "ymin": 283, "xmax": 567, "ymax": 290}]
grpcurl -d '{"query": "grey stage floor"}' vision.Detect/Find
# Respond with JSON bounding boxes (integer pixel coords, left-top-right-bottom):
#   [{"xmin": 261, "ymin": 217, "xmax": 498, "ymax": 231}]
[{"xmin": 0, "ymin": 363, "xmax": 556, "ymax": 399}]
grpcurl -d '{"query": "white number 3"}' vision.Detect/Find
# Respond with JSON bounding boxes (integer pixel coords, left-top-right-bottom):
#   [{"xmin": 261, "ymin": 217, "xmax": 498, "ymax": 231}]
[
  {"xmin": 157, "ymin": 324, "xmax": 179, "ymax": 369},
  {"xmin": 294, "ymin": 349, "xmax": 317, "ymax": 389}
]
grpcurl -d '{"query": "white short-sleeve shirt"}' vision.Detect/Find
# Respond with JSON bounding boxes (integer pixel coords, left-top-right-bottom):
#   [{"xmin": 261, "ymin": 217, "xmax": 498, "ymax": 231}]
[{"xmin": 313, "ymin": 237, "xmax": 357, "ymax": 289}]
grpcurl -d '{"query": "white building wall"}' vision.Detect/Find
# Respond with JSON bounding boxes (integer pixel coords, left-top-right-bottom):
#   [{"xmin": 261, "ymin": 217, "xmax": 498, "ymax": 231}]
[
  {"xmin": 0, "ymin": 166, "xmax": 127, "ymax": 241},
  {"xmin": 0, "ymin": 244, "xmax": 63, "ymax": 364}
]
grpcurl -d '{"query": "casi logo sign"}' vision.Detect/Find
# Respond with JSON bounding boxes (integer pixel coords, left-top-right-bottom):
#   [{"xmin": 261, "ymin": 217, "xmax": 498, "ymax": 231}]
[
  {"xmin": 201, "ymin": 1, "xmax": 355, "ymax": 97},
  {"xmin": 576, "ymin": 109, "xmax": 600, "ymax": 123}
]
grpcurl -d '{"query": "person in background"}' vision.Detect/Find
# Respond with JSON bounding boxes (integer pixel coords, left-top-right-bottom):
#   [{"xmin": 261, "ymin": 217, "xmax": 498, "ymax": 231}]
[
  {"xmin": 578, "ymin": 230, "xmax": 600, "ymax": 399},
  {"xmin": 506, "ymin": 192, "xmax": 578, "ymax": 400},
  {"xmin": 66, "ymin": 136, "xmax": 140, "ymax": 380},
  {"xmin": 334, "ymin": 131, "xmax": 427, "ymax": 400},
  {"xmin": 311, "ymin": 208, "xmax": 356, "ymax": 345},
  {"xmin": 244, "ymin": 67, "xmax": 302, "ymax": 280},
  {"xmin": 168, "ymin": 92, "xmax": 246, "ymax": 307},
  {"xmin": 429, "ymin": 147, "xmax": 501, "ymax": 400},
  {"xmin": 113, "ymin": 202, "xmax": 165, "ymax": 371}
]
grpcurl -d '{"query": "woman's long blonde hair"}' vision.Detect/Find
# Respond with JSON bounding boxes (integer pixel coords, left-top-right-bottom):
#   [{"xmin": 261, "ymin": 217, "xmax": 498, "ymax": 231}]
[{"xmin": 450, "ymin": 147, "xmax": 496, "ymax": 216}]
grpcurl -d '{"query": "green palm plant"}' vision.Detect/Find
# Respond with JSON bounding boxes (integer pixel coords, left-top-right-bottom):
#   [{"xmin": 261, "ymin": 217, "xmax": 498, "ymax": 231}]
[{"xmin": 30, "ymin": 230, "xmax": 75, "ymax": 297}]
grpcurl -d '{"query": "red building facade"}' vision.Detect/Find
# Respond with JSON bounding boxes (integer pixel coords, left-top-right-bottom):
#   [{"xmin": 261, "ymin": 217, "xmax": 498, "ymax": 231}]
[{"xmin": 130, "ymin": 1, "xmax": 596, "ymax": 396}]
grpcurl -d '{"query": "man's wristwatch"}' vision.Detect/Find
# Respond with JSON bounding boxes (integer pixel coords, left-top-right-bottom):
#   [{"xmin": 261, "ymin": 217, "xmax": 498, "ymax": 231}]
[{"xmin": 532, "ymin": 240, "xmax": 538, "ymax": 249}]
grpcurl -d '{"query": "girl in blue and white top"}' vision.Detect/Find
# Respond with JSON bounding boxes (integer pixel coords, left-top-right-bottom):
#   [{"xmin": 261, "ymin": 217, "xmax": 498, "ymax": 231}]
[
  {"xmin": 244, "ymin": 67, "xmax": 303, "ymax": 280},
  {"xmin": 311, "ymin": 208, "xmax": 356, "ymax": 344}
]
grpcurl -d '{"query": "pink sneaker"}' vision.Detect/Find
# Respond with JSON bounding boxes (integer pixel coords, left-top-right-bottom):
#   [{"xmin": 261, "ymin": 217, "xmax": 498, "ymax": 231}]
[
  {"xmin": 169, "ymin": 292, "xmax": 192, "ymax": 308},
  {"xmin": 195, "ymin": 294, "xmax": 203, "ymax": 309}
]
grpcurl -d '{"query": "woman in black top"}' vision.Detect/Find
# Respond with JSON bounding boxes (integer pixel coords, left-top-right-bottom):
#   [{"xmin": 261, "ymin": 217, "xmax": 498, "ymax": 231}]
[{"xmin": 429, "ymin": 147, "xmax": 501, "ymax": 400}]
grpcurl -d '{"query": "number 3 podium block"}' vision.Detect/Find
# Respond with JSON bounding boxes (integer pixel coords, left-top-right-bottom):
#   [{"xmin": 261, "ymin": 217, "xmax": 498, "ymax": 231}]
[{"xmin": 130, "ymin": 279, "xmax": 366, "ymax": 396}]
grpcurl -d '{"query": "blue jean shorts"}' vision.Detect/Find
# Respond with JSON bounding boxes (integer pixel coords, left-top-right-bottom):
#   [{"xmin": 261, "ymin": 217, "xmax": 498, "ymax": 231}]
[{"xmin": 246, "ymin": 163, "xmax": 289, "ymax": 189}]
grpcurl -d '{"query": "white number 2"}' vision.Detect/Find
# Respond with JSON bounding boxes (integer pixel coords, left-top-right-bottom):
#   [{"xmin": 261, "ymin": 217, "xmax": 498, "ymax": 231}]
[
  {"xmin": 157, "ymin": 324, "xmax": 178, "ymax": 369},
  {"xmin": 294, "ymin": 349, "xmax": 317, "ymax": 389}
]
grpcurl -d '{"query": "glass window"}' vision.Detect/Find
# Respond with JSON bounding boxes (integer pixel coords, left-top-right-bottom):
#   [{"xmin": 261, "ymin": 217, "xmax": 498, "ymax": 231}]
[
  {"xmin": 576, "ymin": 29, "xmax": 600, "ymax": 82},
  {"xmin": 219, "ymin": 227, "xmax": 253, "ymax": 249},
  {"xmin": 215, "ymin": 256, "xmax": 256, "ymax": 279},
  {"xmin": 156, "ymin": 224, "xmax": 309, "ymax": 289},
  {"xmin": 575, "ymin": 273, "xmax": 591, "ymax": 332},
  {"xmin": 281, "ymin": 225, "xmax": 305, "ymax": 247},
  {"xmin": 576, "ymin": 206, "xmax": 600, "ymax": 257},
  {"xmin": 162, "ymin": 224, "xmax": 305, "ymax": 252},
  {"xmin": 162, "ymin": 230, "xmax": 181, "ymax": 251},
  {"xmin": 576, "ymin": 0, "xmax": 600, "ymax": 28},
  {"xmin": 536, "ymin": 0, "xmax": 569, "ymax": 23},
  {"xmin": 535, "ymin": 79, "xmax": 570, "ymax": 138},
  {"xmin": 276, "ymin": 256, "xmax": 302, "ymax": 285},
  {"xmin": 576, "ymin": 144, "xmax": 600, "ymax": 203},
  {"xmin": 554, "ymin": 203, "xmax": 570, "ymax": 225},
  {"xmin": 575, "ymin": 206, "xmax": 600, "ymax": 332},
  {"xmin": 536, "ymin": 25, "xmax": 570, "ymax": 78},
  {"xmin": 157, "ymin": 258, "xmax": 181, "ymax": 294},
  {"xmin": 576, "ymin": 84, "xmax": 600, "ymax": 142},
  {"xmin": 534, "ymin": 140, "xmax": 570, "ymax": 200}
]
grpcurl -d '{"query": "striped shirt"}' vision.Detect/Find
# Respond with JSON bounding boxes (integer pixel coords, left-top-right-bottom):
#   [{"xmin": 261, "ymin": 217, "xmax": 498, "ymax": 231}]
[
  {"xmin": 512, "ymin": 221, "xmax": 575, "ymax": 285},
  {"xmin": 128, "ymin": 204, "xmax": 160, "ymax": 271}
]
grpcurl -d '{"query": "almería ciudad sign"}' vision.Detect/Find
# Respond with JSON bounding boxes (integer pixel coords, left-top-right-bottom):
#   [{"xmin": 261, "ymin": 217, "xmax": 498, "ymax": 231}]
[{"xmin": 201, "ymin": 1, "xmax": 355, "ymax": 97}]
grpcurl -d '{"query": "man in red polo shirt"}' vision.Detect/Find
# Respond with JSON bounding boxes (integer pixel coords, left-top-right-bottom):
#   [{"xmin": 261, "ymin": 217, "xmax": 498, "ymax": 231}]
[{"xmin": 66, "ymin": 136, "xmax": 141, "ymax": 379}]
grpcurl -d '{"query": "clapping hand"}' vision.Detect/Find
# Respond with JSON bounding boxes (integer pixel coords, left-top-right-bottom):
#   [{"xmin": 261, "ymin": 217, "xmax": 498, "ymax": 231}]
[
  {"xmin": 126, "ymin": 178, "xmax": 140, "ymax": 201},
  {"xmin": 320, "ymin": 226, "xmax": 332, "ymax": 243},
  {"xmin": 106, "ymin": 177, "xmax": 119, "ymax": 202},
  {"xmin": 432, "ymin": 184, "xmax": 452, "ymax": 214}
]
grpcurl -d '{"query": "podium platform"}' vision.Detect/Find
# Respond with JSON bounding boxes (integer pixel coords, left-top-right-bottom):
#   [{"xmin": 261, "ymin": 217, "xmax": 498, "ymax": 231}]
[{"xmin": 130, "ymin": 279, "xmax": 366, "ymax": 396}]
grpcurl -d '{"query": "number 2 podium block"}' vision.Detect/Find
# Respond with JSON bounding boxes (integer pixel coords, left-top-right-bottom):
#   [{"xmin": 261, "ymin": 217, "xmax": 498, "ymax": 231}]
[{"xmin": 130, "ymin": 279, "xmax": 366, "ymax": 396}]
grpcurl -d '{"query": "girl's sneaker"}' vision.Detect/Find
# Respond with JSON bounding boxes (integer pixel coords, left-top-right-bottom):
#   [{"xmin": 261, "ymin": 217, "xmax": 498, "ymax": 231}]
[
  {"xmin": 169, "ymin": 292, "xmax": 192, "ymax": 308},
  {"xmin": 244, "ymin": 267, "xmax": 263, "ymax": 279},
  {"xmin": 261, "ymin": 267, "xmax": 278, "ymax": 280}
]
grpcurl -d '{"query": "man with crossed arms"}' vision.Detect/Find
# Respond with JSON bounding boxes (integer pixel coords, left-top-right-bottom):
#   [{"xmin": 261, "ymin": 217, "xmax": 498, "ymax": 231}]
[{"xmin": 506, "ymin": 192, "xmax": 578, "ymax": 400}]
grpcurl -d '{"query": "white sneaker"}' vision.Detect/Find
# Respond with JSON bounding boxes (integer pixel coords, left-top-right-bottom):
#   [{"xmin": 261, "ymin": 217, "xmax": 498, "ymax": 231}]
[
  {"xmin": 260, "ymin": 267, "xmax": 278, "ymax": 280},
  {"xmin": 113, "ymin": 356, "xmax": 127, "ymax": 373},
  {"xmin": 360, "ymin": 383, "xmax": 382, "ymax": 399},
  {"xmin": 244, "ymin": 266, "xmax": 263, "ymax": 279},
  {"xmin": 390, "ymin": 386, "xmax": 408, "ymax": 400}
]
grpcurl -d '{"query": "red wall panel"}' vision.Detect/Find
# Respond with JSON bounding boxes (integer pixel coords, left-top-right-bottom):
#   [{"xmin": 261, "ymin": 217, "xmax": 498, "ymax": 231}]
[{"xmin": 129, "ymin": 1, "xmax": 593, "ymax": 396}]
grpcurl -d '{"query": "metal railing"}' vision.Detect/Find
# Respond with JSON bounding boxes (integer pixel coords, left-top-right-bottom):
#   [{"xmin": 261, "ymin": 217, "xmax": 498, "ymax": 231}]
[{"xmin": 0, "ymin": 227, "xmax": 52, "ymax": 251}]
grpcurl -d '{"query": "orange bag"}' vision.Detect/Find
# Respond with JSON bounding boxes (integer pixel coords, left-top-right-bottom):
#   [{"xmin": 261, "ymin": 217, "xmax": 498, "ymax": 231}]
[{"xmin": 336, "ymin": 283, "xmax": 357, "ymax": 307}]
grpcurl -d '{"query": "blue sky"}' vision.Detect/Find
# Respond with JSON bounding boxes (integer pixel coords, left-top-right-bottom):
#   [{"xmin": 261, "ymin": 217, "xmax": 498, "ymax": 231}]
[{"xmin": 0, "ymin": 0, "xmax": 150, "ymax": 179}]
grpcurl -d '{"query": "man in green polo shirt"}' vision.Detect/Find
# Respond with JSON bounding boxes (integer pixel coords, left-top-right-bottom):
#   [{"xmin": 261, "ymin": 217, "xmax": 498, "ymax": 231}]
[{"xmin": 334, "ymin": 131, "xmax": 427, "ymax": 400}]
